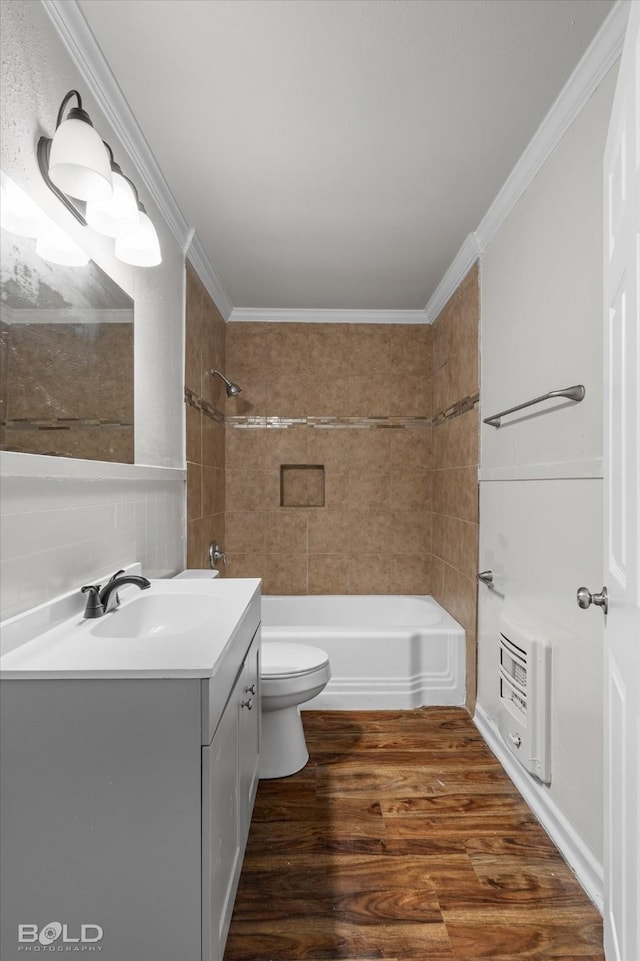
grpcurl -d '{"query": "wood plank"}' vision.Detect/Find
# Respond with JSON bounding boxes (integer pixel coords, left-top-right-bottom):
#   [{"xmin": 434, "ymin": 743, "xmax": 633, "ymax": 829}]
[{"xmin": 224, "ymin": 709, "xmax": 604, "ymax": 961}]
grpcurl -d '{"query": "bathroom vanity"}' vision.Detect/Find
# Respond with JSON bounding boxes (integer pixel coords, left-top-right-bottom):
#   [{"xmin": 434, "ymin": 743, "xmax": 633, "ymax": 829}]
[{"xmin": 0, "ymin": 577, "xmax": 261, "ymax": 961}]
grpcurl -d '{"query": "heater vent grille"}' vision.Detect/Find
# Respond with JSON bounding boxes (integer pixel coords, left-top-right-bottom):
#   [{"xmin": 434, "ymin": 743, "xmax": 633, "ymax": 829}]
[{"xmin": 498, "ymin": 615, "xmax": 551, "ymax": 784}]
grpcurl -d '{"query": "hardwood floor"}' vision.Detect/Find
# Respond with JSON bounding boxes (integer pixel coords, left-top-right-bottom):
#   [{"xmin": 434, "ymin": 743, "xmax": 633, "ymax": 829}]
[{"xmin": 224, "ymin": 708, "xmax": 604, "ymax": 961}]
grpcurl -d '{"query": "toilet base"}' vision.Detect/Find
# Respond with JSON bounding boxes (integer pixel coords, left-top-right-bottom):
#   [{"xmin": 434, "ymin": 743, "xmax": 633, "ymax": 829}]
[{"xmin": 260, "ymin": 704, "xmax": 309, "ymax": 779}]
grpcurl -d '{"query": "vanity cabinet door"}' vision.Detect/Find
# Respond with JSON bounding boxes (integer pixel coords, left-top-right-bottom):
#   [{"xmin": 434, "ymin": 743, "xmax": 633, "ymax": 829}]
[
  {"xmin": 202, "ymin": 694, "xmax": 241, "ymax": 961},
  {"xmin": 201, "ymin": 626, "xmax": 261, "ymax": 961},
  {"xmin": 238, "ymin": 628, "xmax": 261, "ymax": 845}
]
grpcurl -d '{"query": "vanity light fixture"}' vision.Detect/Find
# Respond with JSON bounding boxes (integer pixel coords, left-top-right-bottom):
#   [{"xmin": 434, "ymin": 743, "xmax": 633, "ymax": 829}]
[
  {"xmin": 86, "ymin": 145, "xmax": 139, "ymax": 238},
  {"xmin": 37, "ymin": 90, "xmax": 162, "ymax": 266},
  {"xmin": 45, "ymin": 90, "xmax": 112, "ymax": 203}
]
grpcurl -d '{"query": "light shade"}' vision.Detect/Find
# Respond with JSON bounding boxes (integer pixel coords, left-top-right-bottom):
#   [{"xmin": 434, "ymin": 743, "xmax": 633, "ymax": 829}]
[
  {"xmin": 115, "ymin": 209, "xmax": 162, "ymax": 267},
  {"xmin": 86, "ymin": 168, "xmax": 139, "ymax": 238},
  {"xmin": 36, "ymin": 219, "xmax": 90, "ymax": 267},
  {"xmin": 48, "ymin": 116, "xmax": 112, "ymax": 204}
]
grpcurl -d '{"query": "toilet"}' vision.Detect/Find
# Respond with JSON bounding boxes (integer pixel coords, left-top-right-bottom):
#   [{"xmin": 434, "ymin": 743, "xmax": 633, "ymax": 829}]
[{"xmin": 259, "ymin": 642, "xmax": 331, "ymax": 779}]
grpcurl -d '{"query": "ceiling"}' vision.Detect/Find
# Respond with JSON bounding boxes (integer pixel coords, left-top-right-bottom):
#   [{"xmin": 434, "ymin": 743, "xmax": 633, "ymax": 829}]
[{"xmin": 77, "ymin": 0, "xmax": 615, "ymax": 312}]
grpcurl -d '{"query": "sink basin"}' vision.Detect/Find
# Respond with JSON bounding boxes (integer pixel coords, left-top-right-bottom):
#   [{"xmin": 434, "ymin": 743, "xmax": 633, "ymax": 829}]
[
  {"xmin": 90, "ymin": 593, "xmax": 217, "ymax": 640},
  {"xmin": 0, "ymin": 576, "xmax": 262, "ymax": 679}
]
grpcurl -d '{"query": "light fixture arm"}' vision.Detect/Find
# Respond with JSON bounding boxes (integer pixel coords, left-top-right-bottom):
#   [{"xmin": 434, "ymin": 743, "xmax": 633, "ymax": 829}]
[{"xmin": 55, "ymin": 90, "xmax": 85, "ymax": 129}]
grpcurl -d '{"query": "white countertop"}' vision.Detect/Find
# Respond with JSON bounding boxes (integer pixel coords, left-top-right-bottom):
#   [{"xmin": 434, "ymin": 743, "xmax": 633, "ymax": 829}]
[{"xmin": 0, "ymin": 578, "xmax": 261, "ymax": 680}]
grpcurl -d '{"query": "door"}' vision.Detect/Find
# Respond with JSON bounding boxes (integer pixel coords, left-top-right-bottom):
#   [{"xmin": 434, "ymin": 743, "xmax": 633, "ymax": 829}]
[{"xmin": 602, "ymin": 3, "xmax": 640, "ymax": 959}]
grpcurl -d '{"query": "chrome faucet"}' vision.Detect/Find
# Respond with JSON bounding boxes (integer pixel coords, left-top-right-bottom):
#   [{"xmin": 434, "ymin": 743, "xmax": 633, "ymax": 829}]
[{"xmin": 81, "ymin": 570, "xmax": 151, "ymax": 618}]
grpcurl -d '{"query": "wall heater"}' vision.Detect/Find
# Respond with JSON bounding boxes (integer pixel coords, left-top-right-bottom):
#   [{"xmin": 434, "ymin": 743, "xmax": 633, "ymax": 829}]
[{"xmin": 498, "ymin": 613, "xmax": 552, "ymax": 784}]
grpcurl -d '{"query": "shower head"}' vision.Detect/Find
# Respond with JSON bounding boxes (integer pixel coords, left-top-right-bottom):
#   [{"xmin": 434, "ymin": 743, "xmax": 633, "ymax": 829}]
[{"xmin": 209, "ymin": 369, "xmax": 242, "ymax": 397}]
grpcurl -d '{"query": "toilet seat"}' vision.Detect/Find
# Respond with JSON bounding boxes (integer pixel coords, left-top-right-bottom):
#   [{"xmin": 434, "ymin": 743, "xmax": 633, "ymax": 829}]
[{"xmin": 261, "ymin": 642, "xmax": 329, "ymax": 679}]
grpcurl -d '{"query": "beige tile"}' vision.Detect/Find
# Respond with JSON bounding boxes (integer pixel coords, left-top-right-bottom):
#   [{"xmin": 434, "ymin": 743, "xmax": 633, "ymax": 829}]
[
  {"xmin": 226, "ymin": 375, "xmax": 267, "ymax": 417},
  {"xmin": 389, "ymin": 428, "xmax": 432, "ymax": 470},
  {"xmin": 308, "ymin": 555, "xmax": 349, "ymax": 594},
  {"xmin": 432, "ymin": 466, "xmax": 478, "ymax": 522},
  {"xmin": 267, "ymin": 325, "xmax": 309, "ymax": 376},
  {"xmin": 346, "ymin": 430, "xmax": 391, "ymax": 471},
  {"xmin": 389, "ymin": 554, "xmax": 432, "ymax": 594},
  {"xmin": 432, "ymin": 513, "xmax": 478, "ymax": 581},
  {"xmin": 306, "ymin": 325, "xmax": 352, "ymax": 377},
  {"xmin": 389, "ymin": 370, "xmax": 432, "ymax": 418},
  {"xmin": 440, "ymin": 563, "xmax": 478, "ymax": 652},
  {"xmin": 225, "ymin": 326, "xmax": 269, "ymax": 376},
  {"xmin": 348, "ymin": 325, "xmax": 391, "ymax": 375},
  {"xmin": 185, "ymin": 404, "xmax": 201, "ymax": 465},
  {"xmin": 226, "ymin": 427, "xmax": 267, "ymax": 470},
  {"xmin": 186, "ymin": 462, "xmax": 202, "ymax": 522},
  {"xmin": 323, "ymin": 470, "xmax": 349, "ymax": 508},
  {"xmin": 263, "ymin": 427, "xmax": 308, "ymax": 470},
  {"xmin": 307, "ymin": 429, "xmax": 352, "ymax": 470},
  {"xmin": 187, "ymin": 518, "xmax": 205, "ymax": 569},
  {"xmin": 202, "ymin": 416, "xmax": 225, "ymax": 469},
  {"xmin": 203, "ymin": 467, "xmax": 225, "ymax": 517},
  {"xmin": 264, "ymin": 470, "xmax": 282, "ymax": 510},
  {"xmin": 265, "ymin": 511, "xmax": 308, "ymax": 553},
  {"xmin": 389, "ymin": 470, "xmax": 431, "ymax": 511},
  {"xmin": 266, "ymin": 368, "xmax": 309, "ymax": 417},
  {"xmin": 348, "ymin": 554, "xmax": 391, "ymax": 594},
  {"xmin": 225, "ymin": 470, "xmax": 267, "ymax": 511},
  {"xmin": 433, "ymin": 407, "xmax": 479, "ymax": 470},
  {"xmin": 201, "ymin": 298, "xmax": 226, "ymax": 411},
  {"xmin": 264, "ymin": 554, "xmax": 308, "ymax": 595},
  {"xmin": 306, "ymin": 369, "xmax": 350, "ymax": 417},
  {"xmin": 226, "ymin": 553, "xmax": 266, "ymax": 581},
  {"xmin": 308, "ymin": 511, "xmax": 351, "ymax": 554},
  {"xmin": 225, "ymin": 512, "xmax": 266, "ymax": 553},
  {"xmin": 348, "ymin": 511, "xmax": 392, "ymax": 553},
  {"xmin": 390, "ymin": 325, "xmax": 431, "ymax": 374},
  {"xmin": 431, "ymin": 554, "xmax": 445, "ymax": 600},
  {"xmin": 185, "ymin": 265, "xmax": 204, "ymax": 394},
  {"xmin": 388, "ymin": 511, "xmax": 431, "ymax": 554},
  {"xmin": 348, "ymin": 472, "xmax": 389, "ymax": 510},
  {"xmin": 348, "ymin": 375, "xmax": 390, "ymax": 417}
]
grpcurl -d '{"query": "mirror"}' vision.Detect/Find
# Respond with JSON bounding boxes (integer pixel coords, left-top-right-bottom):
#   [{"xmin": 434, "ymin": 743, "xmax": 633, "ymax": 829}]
[{"xmin": 1, "ymin": 171, "xmax": 134, "ymax": 463}]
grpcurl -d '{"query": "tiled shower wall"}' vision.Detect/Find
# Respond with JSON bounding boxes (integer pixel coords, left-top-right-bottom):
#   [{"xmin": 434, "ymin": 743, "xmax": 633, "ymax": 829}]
[
  {"xmin": 430, "ymin": 264, "xmax": 480, "ymax": 707},
  {"xmin": 185, "ymin": 264, "xmax": 226, "ymax": 568},
  {"xmin": 223, "ymin": 322, "xmax": 432, "ymax": 594}
]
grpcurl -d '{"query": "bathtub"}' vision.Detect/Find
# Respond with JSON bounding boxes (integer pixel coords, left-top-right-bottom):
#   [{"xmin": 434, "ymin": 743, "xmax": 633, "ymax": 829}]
[{"xmin": 260, "ymin": 595, "xmax": 465, "ymax": 710}]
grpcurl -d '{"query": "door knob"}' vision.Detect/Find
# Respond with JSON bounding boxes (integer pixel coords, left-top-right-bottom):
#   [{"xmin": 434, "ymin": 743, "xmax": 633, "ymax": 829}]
[{"xmin": 576, "ymin": 585, "xmax": 608, "ymax": 615}]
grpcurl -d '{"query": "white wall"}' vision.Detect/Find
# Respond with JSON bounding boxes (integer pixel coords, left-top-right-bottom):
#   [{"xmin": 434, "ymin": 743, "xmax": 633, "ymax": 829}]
[
  {"xmin": 0, "ymin": 0, "xmax": 186, "ymax": 619},
  {"xmin": 477, "ymin": 64, "xmax": 617, "ymax": 902}
]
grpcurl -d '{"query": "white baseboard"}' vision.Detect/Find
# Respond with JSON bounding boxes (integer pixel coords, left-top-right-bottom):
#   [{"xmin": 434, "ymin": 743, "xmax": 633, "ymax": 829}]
[{"xmin": 473, "ymin": 705, "xmax": 604, "ymax": 912}]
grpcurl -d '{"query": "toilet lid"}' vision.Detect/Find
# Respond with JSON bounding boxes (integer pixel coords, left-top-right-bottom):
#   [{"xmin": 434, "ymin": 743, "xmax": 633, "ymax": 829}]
[{"xmin": 261, "ymin": 642, "xmax": 330, "ymax": 678}]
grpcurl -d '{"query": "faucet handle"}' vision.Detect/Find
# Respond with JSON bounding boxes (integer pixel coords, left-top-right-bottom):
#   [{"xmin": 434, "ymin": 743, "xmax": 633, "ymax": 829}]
[
  {"xmin": 209, "ymin": 541, "xmax": 227, "ymax": 570},
  {"xmin": 81, "ymin": 585, "xmax": 105, "ymax": 619},
  {"xmin": 107, "ymin": 569, "xmax": 125, "ymax": 582}
]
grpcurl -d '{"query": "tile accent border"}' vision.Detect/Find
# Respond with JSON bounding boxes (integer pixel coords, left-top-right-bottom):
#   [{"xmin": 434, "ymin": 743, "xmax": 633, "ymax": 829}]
[
  {"xmin": 433, "ymin": 392, "xmax": 480, "ymax": 426},
  {"xmin": 184, "ymin": 387, "xmax": 224, "ymax": 425}
]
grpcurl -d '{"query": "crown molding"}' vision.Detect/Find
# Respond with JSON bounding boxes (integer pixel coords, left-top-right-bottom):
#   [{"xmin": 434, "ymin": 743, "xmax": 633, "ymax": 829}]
[
  {"xmin": 185, "ymin": 231, "xmax": 233, "ymax": 321},
  {"xmin": 424, "ymin": 233, "xmax": 481, "ymax": 324},
  {"xmin": 423, "ymin": 1, "xmax": 627, "ymax": 324},
  {"xmin": 228, "ymin": 307, "xmax": 428, "ymax": 325},
  {"xmin": 474, "ymin": 0, "xmax": 628, "ymax": 251},
  {"xmin": 42, "ymin": 0, "xmax": 628, "ymax": 327},
  {"xmin": 42, "ymin": 0, "xmax": 191, "ymax": 250}
]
